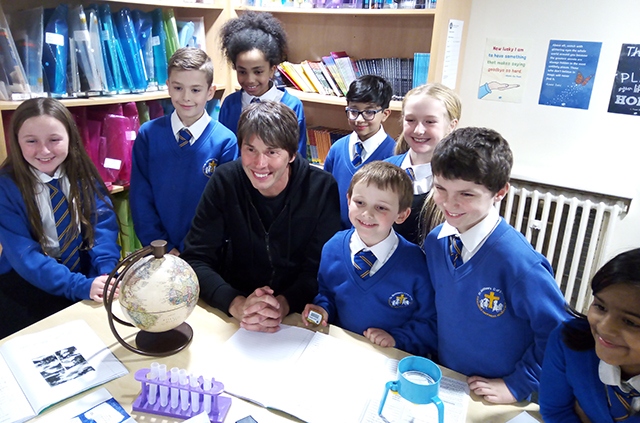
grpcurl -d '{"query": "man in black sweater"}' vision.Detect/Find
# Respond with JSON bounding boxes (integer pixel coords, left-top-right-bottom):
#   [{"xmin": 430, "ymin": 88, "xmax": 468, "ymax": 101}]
[{"xmin": 182, "ymin": 101, "xmax": 341, "ymax": 332}]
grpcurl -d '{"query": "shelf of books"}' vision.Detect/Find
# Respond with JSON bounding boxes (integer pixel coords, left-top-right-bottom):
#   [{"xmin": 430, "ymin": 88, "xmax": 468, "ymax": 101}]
[
  {"xmin": 235, "ymin": 6, "xmax": 437, "ymax": 15},
  {"xmin": 109, "ymin": 0, "xmax": 225, "ymax": 9},
  {"xmin": 287, "ymin": 89, "xmax": 402, "ymax": 111},
  {"xmin": 0, "ymin": 92, "xmax": 170, "ymax": 112}
]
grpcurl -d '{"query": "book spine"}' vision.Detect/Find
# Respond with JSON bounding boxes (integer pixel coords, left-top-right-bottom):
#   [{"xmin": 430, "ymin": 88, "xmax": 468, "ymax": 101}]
[
  {"xmin": 322, "ymin": 56, "xmax": 348, "ymax": 96},
  {"xmin": 317, "ymin": 62, "xmax": 343, "ymax": 96}
]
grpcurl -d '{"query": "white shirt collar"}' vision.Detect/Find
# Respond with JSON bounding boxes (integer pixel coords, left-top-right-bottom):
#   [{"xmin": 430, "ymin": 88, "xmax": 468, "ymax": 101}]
[
  {"xmin": 33, "ymin": 166, "xmax": 65, "ymax": 184},
  {"xmin": 599, "ymin": 360, "xmax": 640, "ymax": 412},
  {"xmin": 437, "ymin": 206, "xmax": 501, "ymax": 261},
  {"xmin": 241, "ymin": 83, "xmax": 284, "ymax": 107},
  {"xmin": 400, "ymin": 153, "xmax": 433, "ymax": 195},
  {"xmin": 349, "ymin": 229, "xmax": 398, "ymax": 276},
  {"xmin": 349, "ymin": 126, "xmax": 388, "ymax": 163},
  {"xmin": 599, "ymin": 360, "xmax": 640, "ymax": 393},
  {"xmin": 171, "ymin": 110, "xmax": 211, "ymax": 145}
]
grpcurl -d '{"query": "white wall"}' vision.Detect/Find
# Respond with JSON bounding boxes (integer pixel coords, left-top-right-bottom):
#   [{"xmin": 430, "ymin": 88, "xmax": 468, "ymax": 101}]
[{"xmin": 456, "ymin": 0, "xmax": 640, "ymax": 262}]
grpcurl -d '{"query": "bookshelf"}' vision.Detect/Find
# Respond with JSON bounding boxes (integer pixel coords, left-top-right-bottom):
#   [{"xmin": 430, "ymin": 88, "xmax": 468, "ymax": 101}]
[
  {"xmin": 0, "ymin": 0, "xmax": 231, "ymax": 163},
  {"xmin": 230, "ymin": 0, "xmax": 472, "ymax": 138},
  {"xmin": 0, "ymin": 0, "xmax": 472, "ymax": 161}
]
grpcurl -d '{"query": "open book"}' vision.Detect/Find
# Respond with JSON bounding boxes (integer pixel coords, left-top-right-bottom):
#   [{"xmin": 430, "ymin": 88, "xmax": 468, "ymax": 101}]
[
  {"xmin": 0, "ymin": 319, "xmax": 128, "ymax": 423},
  {"xmin": 212, "ymin": 325, "xmax": 469, "ymax": 423}
]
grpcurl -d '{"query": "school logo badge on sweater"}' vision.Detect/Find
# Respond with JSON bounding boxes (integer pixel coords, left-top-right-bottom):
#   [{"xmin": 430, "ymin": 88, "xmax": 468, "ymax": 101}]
[
  {"xmin": 388, "ymin": 292, "xmax": 413, "ymax": 308},
  {"xmin": 203, "ymin": 158, "xmax": 218, "ymax": 178},
  {"xmin": 476, "ymin": 287, "xmax": 506, "ymax": 317}
]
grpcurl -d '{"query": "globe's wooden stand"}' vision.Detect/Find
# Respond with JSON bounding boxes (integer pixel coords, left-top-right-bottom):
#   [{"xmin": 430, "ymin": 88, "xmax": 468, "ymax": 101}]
[{"xmin": 104, "ymin": 240, "xmax": 194, "ymax": 357}]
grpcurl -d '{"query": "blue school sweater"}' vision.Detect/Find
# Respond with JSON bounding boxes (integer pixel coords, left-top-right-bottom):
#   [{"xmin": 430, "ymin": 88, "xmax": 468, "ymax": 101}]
[
  {"xmin": 218, "ymin": 89, "xmax": 308, "ymax": 159},
  {"xmin": 314, "ymin": 228, "xmax": 436, "ymax": 356},
  {"xmin": 324, "ymin": 134, "xmax": 395, "ymax": 229},
  {"xmin": 0, "ymin": 174, "xmax": 120, "ymax": 300},
  {"xmin": 424, "ymin": 219, "xmax": 568, "ymax": 401},
  {"xmin": 130, "ymin": 115, "xmax": 237, "ymax": 252}
]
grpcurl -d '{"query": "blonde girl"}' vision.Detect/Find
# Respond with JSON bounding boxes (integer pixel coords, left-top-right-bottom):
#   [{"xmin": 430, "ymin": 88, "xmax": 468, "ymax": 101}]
[{"xmin": 385, "ymin": 83, "xmax": 461, "ymax": 244}]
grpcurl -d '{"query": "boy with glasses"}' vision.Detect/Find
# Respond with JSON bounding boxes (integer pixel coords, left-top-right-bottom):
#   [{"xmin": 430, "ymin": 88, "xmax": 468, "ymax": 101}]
[{"xmin": 324, "ymin": 75, "xmax": 395, "ymax": 228}]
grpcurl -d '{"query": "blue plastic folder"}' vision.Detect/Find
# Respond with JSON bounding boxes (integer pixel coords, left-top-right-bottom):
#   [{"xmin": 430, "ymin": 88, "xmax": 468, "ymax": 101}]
[
  {"xmin": 113, "ymin": 7, "xmax": 147, "ymax": 92},
  {"xmin": 42, "ymin": 5, "xmax": 68, "ymax": 97},
  {"xmin": 132, "ymin": 10, "xmax": 155, "ymax": 89},
  {"xmin": 177, "ymin": 21, "xmax": 195, "ymax": 48},
  {"xmin": 86, "ymin": 7, "xmax": 113, "ymax": 93},
  {"xmin": 69, "ymin": 5, "xmax": 102, "ymax": 93},
  {"xmin": 151, "ymin": 8, "xmax": 168, "ymax": 88},
  {"xmin": 8, "ymin": 6, "xmax": 44, "ymax": 95},
  {"xmin": 97, "ymin": 4, "xmax": 126, "ymax": 93}
]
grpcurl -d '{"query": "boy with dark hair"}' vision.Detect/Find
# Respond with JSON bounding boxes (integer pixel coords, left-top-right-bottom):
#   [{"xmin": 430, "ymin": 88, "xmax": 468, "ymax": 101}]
[
  {"xmin": 424, "ymin": 127, "xmax": 568, "ymax": 403},
  {"xmin": 131, "ymin": 47, "xmax": 238, "ymax": 255},
  {"xmin": 303, "ymin": 161, "xmax": 435, "ymax": 355},
  {"xmin": 324, "ymin": 75, "xmax": 395, "ymax": 229}
]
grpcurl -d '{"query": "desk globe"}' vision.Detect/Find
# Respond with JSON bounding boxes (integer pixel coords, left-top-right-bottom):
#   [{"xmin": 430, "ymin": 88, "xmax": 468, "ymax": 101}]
[{"xmin": 104, "ymin": 240, "xmax": 199, "ymax": 356}]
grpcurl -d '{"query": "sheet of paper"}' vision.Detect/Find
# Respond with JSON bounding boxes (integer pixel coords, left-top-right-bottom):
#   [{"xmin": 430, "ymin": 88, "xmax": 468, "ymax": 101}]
[
  {"xmin": 0, "ymin": 353, "xmax": 34, "ymax": 423},
  {"xmin": 213, "ymin": 325, "xmax": 470, "ymax": 423},
  {"xmin": 214, "ymin": 325, "xmax": 389, "ymax": 421},
  {"xmin": 441, "ymin": 19, "xmax": 464, "ymax": 89},
  {"xmin": 506, "ymin": 411, "xmax": 539, "ymax": 423},
  {"xmin": 361, "ymin": 376, "xmax": 470, "ymax": 423}
]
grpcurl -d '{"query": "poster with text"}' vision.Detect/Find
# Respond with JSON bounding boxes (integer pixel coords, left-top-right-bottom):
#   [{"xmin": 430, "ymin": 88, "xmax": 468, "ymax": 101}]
[
  {"xmin": 478, "ymin": 38, "xmax": 531, "ymax": 102},
  {"xmin": 608, "ymin": 44, "xmax": 640, "ymax": 116},
  {"xmin": 539, "ymin": 40, "xmax": 602, "ymax": 110}
]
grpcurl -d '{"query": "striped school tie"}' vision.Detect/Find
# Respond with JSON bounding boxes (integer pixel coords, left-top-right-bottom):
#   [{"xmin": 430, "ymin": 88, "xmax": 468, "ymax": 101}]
[
  {"xmin": 449, "ymin": 235, "xmax": 463, "ymax": 268},
  {"xmin": 251, "ymin": 97, "xmax": 261, "ymax": 103},
  {"xmin": 352, "ymin": 142, "xmax": 364, "ymax": 167},
  {"xmin": 178, "ymin": 128, "xmax": 193, "ymax": 148},
  {"xmin": 606, "ymin": 384, "xmax": 640, "ymax": 422},
  {"xmin": 405, "ymin": 167, "xmax": 416, "ymax": 181},
  {"xmin": 353, "ymin": 249, "xmax": 377, "ymax": 279},
  {"xmin": 47, "ymin": 179, "xmax": 82, "ymax": 271}
]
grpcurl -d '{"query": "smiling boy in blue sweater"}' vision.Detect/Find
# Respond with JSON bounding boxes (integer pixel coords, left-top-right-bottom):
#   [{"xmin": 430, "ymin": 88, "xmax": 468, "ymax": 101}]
[
  {"xmin": 131, "ymin": 48, "xmax": 237, "ymax": 254},
  {"xmin": 424, "ymin": 127, "xmax": 569, "ymax": 403},
  {"xmin": 303, "ymin": 161, "xmax": 435, "ymax": 356}
]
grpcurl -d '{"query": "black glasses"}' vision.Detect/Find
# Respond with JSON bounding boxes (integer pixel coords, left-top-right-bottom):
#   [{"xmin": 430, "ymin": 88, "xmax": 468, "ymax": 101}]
[{"xmin": 345, "ymin": 107, "xmax": 383, "ymax": 121}]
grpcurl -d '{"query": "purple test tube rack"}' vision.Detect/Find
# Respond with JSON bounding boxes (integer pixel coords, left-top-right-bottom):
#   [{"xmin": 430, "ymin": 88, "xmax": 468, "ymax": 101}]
[{"xmin": 132, "ymin": 367, "xmax": 232, "ymax": 422}]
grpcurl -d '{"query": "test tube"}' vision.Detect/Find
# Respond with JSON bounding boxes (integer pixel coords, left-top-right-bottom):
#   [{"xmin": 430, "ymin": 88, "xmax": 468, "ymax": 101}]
[
  {"xmin": 148, "ymin": 362, "xmax": 159, "ymax": 405},
  {"xmin": 170, "ymin": 367, "xmax": 180, "ymax": 409},
  {"xmin": 190, "ymin": 373, "xmax": 200, "ymax": 413},
  {"xmin": 203, "ymin": 376, "xmax": 212, "ymax": 414},
  {"xmin": 159, "ymin": 364, "xmax": 169, "ymax": 407},
  {"xmin": 179, "ymin": 369, "xmax": 189, "ymax": 411}
]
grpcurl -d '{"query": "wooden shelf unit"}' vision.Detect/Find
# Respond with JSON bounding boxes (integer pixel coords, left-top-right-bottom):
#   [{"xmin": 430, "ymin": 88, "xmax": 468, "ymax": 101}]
[
  {"xmin": 230, "ymin": 0, "xmax": 471, "ymax": 138},
  {"xmin": 0, "ymin": 0, "xmax": 231, "ymax": 162},
  {"xmin": 1, "ymin": 0, "xmax": 471, "ymax": 159}
]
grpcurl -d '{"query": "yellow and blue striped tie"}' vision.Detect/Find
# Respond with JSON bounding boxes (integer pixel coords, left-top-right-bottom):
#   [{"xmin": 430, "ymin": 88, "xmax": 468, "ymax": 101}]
[
  {"xmin": 449, "ymin": 235, "xmax": 463, "ymax": 268},
  {"xmin": 178, "ymin": 128, "xmax": 193, "ymax": 148},
  {"xmin": 47, "ymin": 179, "xmax": 82, "ymax": 271},
  {"xmin": 354, "ymin": 249, "xmax": 377, "ymax": 279}
]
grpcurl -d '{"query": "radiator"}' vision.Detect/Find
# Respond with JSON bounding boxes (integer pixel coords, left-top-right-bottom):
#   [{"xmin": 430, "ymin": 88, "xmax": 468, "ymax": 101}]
[{"xmin": 497, "ymin": 178, "xmax": 629, "ymax": 313}]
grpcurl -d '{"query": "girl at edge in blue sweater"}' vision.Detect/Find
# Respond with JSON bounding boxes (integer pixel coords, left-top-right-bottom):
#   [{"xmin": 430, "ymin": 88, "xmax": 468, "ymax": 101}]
[
  {"xmin": 0, "ymin": 98, "xmax": 121, "ymax": 338},
  {"xmin": 540, "ymin": 248, "xmax": 640, "ymax": 422},
  {"xmin": 219, "ymin": 11, "xmax": 307, "ymax": 159}
]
